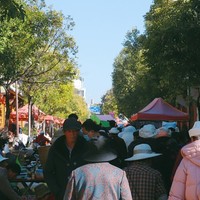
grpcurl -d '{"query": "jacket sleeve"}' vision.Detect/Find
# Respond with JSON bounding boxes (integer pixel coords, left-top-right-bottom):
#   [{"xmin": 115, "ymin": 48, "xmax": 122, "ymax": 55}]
[
  {"xmin": 44, "ymin": 147, "xmax": 61, "ymax": 197},
  {"xmin": 120, "ymin": 171, "xmax": 133, "ymax": 200},
  {"xmin": 0, "ymin": 174, "xmax": 21, "ymax": 200},
  {"xmin": 63, "ymin": 171, "xmax": 76, "ymax": 200},
  {"xmin": 168, "ymin": 160, "xmax": 186, "ymax": 200}
]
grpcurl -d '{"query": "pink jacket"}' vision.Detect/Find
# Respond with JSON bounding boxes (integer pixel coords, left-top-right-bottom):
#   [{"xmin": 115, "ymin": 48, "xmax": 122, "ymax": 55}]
[{"xmin": 169, "ymin": 140, "xmax": 200, "ymax": 200}]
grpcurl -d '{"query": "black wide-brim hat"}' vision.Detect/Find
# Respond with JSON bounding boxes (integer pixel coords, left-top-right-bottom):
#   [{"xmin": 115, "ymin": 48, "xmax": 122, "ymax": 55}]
[{"xmin": 83, "ymin": 136, "xmax": 117, "ymax": 162}]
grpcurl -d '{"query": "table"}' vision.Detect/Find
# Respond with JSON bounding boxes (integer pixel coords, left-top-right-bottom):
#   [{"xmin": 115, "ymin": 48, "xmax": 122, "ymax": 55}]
[{"xmin": 10, "ymin": 177, "xmax": 45, "ymax": 195}]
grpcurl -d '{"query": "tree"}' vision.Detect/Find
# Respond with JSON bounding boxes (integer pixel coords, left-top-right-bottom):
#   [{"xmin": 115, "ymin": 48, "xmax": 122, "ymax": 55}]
[
  {"xmin": 0, "ymin": 0, "xmax": 25, "ymax": 21},
  {"xmin": 111, "ymin": 0, "xmax": 200, "ymax": 121},
  {"xmin": 101, "ymin": 89, "xmax": 118, "ymax": 117},
  {"xmin": 0, "ymin": 1, "xmax": 78, "ymax": 126},
  {"xmin": 112, "ymin": 29, "xmax": 156, "ymax": 117},
  {"xmin": 144, "ymin": 0, "xmax": 200, "ymax": 102},
  {"xmin": 34, "ymin": 83, "xmax": 89, "ymax": 122}
]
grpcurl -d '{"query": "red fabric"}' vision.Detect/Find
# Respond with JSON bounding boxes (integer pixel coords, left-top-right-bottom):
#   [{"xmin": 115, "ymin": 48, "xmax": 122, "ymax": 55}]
[
  {"xmin": 131, "ymin": 98, "xmax": 189, "ymax": 121},
  {"xmin": 34, "ymin": 134, "xmax": 50, "ymax": 146}
]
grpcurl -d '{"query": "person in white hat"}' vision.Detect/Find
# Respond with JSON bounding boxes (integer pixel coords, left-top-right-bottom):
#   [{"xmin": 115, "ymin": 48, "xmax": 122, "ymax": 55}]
[
  {"xmin": 108, "ymin": 127, "xmax": 127, "ymax": 168},
  {"xmin": 124, "ymin": 144, "xmax": 168, "ymax": 200},
  {"xmin": 169, "ymin": 121, "xmax": 200, "ymax": 200}
]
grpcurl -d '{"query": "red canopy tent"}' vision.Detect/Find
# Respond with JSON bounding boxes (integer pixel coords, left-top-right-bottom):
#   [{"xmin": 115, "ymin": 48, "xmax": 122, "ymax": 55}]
[
  {"xmin": 10, "ymin": 104, "xmax": 44, "ymax": 121},
  {"xmin": 131, "ymin": 98, "xmax": 189, "ymax": 121}
]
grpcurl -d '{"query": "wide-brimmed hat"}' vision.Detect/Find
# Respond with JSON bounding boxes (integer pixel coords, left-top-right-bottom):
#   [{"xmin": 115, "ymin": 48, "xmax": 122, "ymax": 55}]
[
  {"xmin": 63, "ymin": 118, "xmax": 81, "ymax": 131},
  {"xmin": 0, "ymin": 154, "xmax": 8, "ymax": 163},
  {"xmin": 109, "ymin": 127, "xmax": 119, "ymax": 134},
  {"xmin": 34, "ymin": 184, "xmax": 50, "ymax": 199},
  {"xmin": 139, "ymin": 124, "xmax": 157, "ymax": 138},
  {"xmin": 155, "ymin": 127, "xmax": 171, "ymax": 138},
  {"xmin": 162, "ymin": 121, "xmax": 177, "ymax": 129},
  {"xmin": 125, "ymin": 144, "xmax": 161, "ymax": 161},
  {"xmin": 83, "ymin": 136, "xmax": 117, "ymax": 162},
  {"xmin": 189, "ymin": 121, "xmax": 200, "ymax": 137}
]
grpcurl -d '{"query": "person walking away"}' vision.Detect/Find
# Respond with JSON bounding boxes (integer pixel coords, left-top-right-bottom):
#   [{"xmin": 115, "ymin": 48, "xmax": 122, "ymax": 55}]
[
  {"xmin": 108, "ymin": 127, "xmax": 128, "ymax": 168},
  {"xmin": 63, "ymin": 136, "xmax": 132, "ymax": 200},
  {"xmin": 153, "ymin": 127, "xmax": 180, "ymax": 194},
  {"xmin": 124, "ymin": 144, "xmax": 168, "ymax": 200},
  {"xmin": 169, "ymin": 121, "xmax": 200, "ymax": 200},
  {"xmin": 44, "ymin": 118, "xmax": 88, "ymax": 200}
]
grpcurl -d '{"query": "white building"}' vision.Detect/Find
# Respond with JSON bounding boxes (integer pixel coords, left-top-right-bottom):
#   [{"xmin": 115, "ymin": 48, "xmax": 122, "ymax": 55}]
[{"xmin": 73, "ymin": 77, "xmax": 86, "ymax": 99}]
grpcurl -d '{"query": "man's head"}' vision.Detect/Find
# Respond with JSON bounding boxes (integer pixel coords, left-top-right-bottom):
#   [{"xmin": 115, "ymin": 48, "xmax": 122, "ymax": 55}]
[
  {"xmin": 68, "ymin": 113, "xmax": 78, "ymax": 120},
  {"xmin": 81, "ymin": 119, "xmax": 100, "ymax": 138},
  {"xmin": 63, "ymin": 118, "xmax": 81, "ymax": 144}
]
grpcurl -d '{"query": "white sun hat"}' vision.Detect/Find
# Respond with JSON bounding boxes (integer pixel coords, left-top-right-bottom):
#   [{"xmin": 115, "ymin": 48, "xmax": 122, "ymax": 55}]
[
  {"xmin": 109, "ymin": 127, "xmax": 119, "ymax": 134},
  {"xmin": 139, "ymin": 124, "xmax": 157, "ymax": 138},
  {"xmin": 189, "ymin": 121, "xmax": 200, "ymax": 137},
  {"xmin": 125, "ymin": 144, "xmax": 161, "ymax": 161}
]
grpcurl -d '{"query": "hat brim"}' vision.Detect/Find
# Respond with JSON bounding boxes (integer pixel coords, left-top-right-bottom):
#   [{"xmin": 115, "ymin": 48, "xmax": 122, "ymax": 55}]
[
  {"xmin": 125, "ymin": 153, "xmax": 161, "ymax": 161},
  {"xmin": 83, "ymin": 151, "xmax": 117, "ymax": 162},
  {"xmin": 189, "ymin": 129, "xmax": 200, "ymax": 137},
  {"xmin": 109, "ymin": 132, "xmax": 119, "ymax": 134},
  {"xmin": 0, "ymin": 157, "xmax": 8, "ymax": 162}
]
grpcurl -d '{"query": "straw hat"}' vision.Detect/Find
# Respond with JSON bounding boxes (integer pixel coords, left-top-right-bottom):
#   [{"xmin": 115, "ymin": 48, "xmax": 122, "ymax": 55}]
[{"xmin": 125, "ymin": 144, "xmax": 161, "ymax": 161}]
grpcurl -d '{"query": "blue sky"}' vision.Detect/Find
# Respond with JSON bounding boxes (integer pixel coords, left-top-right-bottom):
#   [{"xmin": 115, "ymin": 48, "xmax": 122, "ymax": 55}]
[{"xmin": 45, "ymin": 0, "xmax": 153, "ymax": 105}]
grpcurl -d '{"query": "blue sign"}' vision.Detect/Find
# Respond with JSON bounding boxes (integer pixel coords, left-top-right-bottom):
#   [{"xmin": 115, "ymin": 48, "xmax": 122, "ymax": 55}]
[{"xmin": 89, "ymin": 106, "xmax": 101, "ymax": 114}]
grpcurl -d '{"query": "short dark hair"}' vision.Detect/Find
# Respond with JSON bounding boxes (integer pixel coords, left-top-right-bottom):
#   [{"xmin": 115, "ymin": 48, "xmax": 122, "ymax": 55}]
[
  {"xmin": 82, "ymin": 119, "xmax": 101, "ymax": 132},
  {"xmin": 68, "ymin": 113, "xmax": 78, "ymax": 120}
]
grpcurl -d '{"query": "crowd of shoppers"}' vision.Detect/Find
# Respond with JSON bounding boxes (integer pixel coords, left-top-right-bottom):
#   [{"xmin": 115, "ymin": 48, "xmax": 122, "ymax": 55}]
[
  {"xmin": 43, "ymin": 114, "xmax": 195, "ymax": 200},
  {"xmin": 1, "ymin": 112, "xmax": 198, "ymax": 200}
]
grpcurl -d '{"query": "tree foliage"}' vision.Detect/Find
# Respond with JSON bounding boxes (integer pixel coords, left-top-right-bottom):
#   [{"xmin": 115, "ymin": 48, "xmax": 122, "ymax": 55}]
[
  {"xmin": 101, "ymin": 89, "xmax": 118, "ymax": 117},
  {"xmin": 112, "ymin": 0, "xmax": 200, "ymax": 118},
  {"xmin": 112, "ymin": 29, "xmax": 155, "ymax": 117},
  {"xmin": 0, "ymin": 0, "xmax": 25, "ymax": 21},
  {"xmin": 34, "ymin": 83, "xmax": 89, "ymax": 122},
  {"xmin": 144, "ymin": 0, "xmax": 200, "ymax": 101},
  {"xmin": 0, "ymin": 0, "xmax": 79, "ymax": 125}
]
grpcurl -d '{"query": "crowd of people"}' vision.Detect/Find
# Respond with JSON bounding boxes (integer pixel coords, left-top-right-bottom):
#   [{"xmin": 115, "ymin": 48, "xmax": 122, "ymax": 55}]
[
  {"xmin": 0, "ymin": 113, "xmax": 200, "ymax": 200},
  {"xmin": 43, "ymin": 114, "xmax": 195, "ymax": 200}
]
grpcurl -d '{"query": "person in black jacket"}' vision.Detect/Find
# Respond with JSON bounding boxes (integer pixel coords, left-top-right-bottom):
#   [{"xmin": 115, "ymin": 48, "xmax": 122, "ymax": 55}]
[{"xmin": 44, "ymin": 117, "xmax": 88, "ymax": 200}]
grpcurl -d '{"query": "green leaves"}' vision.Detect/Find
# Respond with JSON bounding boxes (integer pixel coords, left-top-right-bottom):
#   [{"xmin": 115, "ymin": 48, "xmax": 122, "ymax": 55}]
[
  {"xmin": 112, "ymin": 0, "xmax": 200, "ymax": 118},
  {"xmin": 0, "ymin": 0, "xmax": 82, "ymax": 123},
  {"xmin": 0, "ymin": 0, "xmax": 26, "ymax": 21}
]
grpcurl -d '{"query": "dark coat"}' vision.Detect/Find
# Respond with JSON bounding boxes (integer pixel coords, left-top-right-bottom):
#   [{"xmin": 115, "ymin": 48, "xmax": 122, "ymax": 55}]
[{"xmin": 44, "ymin": 135, "xmax": 88, "ymax": 200}]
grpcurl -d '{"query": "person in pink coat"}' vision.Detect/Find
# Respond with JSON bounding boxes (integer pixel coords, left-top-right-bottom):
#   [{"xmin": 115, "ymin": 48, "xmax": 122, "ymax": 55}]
[{"xmin": 169, "ymin": 121, "xmax": 200, "ymax": 200}]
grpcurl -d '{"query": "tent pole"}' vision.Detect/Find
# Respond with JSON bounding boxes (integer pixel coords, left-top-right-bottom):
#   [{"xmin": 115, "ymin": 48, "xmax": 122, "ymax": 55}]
[
  {"xmin": 15, "ymin": 81, "xmax": 19, "ymax": 137},
  {"xmin": 28, "ymin": 98, "xmax": 31, "ymax": 139}
]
